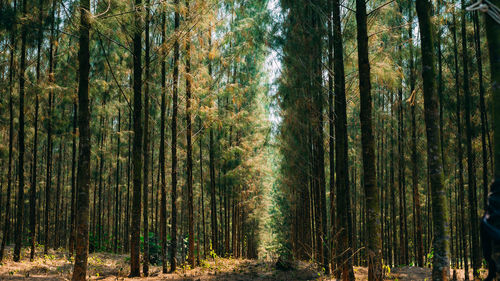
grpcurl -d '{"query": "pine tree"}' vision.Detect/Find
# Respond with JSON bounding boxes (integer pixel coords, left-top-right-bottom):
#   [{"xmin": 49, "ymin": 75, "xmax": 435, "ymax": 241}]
[
  {"xmin": 13, "ymin": 0, "xmax": 27, "ymax": 262},
  {"xmin": 170, "ymin": 0, "xmax": 180, "ymax": 272},
  {"xmin": 415, "ymin": 0, "xmax": 450, "ymax": 279},
  {"xmin": 185, "ymin": 0, "xmax": 195, "ymax": 268},
  {"xmin": 160, "ymin": 6, "xmax": 168, "ymax": 274},
  {"xmin": 71, "ymin": 0, "xmax": 92, "ymax": 277},
  {"xmin": 130, "ymin": 0, "xmax": 143, "ymax": 274},
  {"xmin": 355, "ymin": 0, "xmax": 382, "ymax": 278}
]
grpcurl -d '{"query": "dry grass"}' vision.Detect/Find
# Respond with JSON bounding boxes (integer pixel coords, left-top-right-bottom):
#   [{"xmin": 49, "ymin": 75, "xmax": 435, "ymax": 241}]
[{"xmin": 0, "ymin": 247, "xmax": 489, "ymax": 280}]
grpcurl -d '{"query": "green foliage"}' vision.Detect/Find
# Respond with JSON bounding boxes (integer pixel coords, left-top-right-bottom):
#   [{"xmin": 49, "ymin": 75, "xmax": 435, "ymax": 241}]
[
  {"xmin": 426, "ymin": 249, "xmax": 434, "ymax": 267},
  {"xmin": 140, "ymin": 232, "xmax": 162, "ymax": 266}
]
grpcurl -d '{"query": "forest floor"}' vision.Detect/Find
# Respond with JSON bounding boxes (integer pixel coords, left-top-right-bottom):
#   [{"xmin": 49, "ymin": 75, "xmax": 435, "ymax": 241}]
[{"xmin": 0, "ymin": 247, "xmax": 487, "ymax": 280}]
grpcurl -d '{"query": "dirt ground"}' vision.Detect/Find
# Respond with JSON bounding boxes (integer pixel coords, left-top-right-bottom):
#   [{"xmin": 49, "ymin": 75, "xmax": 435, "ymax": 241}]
[{"xmin": 0, "ymin": 247, "xmax": 488, "ymax": 280}]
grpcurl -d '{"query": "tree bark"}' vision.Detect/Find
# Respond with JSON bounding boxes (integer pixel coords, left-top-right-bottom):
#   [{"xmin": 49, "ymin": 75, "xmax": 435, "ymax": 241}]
[
  {"xmin": 332, "ymin": 0, "xmax": 353, "ymax": 278},
  {"xmin": 486, "ymin": 5, "xmax": 500, "ymax": 178},
  {"xmin": 0, "ymin": 7, "xmax": 16, "ymax": 260},
  {"xmin": 71, "ymin": 0, "xmax": 91, "ymax": 277},
  {"xmin": 130, "ymin": 0, "xmax": 143, "ymax": 274},
  {"xmin": 142, "ymin": 0, "xmax": 151, "ymax": 274},
  {"xmin": 199, "ymin": 119, "xmax": 207, "ymax": 259},
  {"xmin": 460, "ymin": 1, "xmax": 480, "ymax": 275},
  {"xmin": 208, "ymin": 31, "xmax": 218, "ymax": 256},
  {"xmin": 69, "ymin": 98, "xmax": 78, "ymax": 255},
  {"xmin": 170, "ymin": 0, "xmax": 180, "ymax": 272},
  {"xmin": 451, "ymin": 11, "xmax": 469, "ymax": 278},
  {"xmin": 408, "ymin": 8, "xmax": 423, "ymax": 267},
  {"xmin": 355, "ymin": 0, "xmax": 382, "ymax": 278},
  {"xmin": 114, "ymin": 106, "xmax": 121, "ymax": 253},
  {"xmin": 13, "ymin": 0, "xmax": 27, "ymax": 262},
  {"xmin": 185, "ymin": 0, "xmax": 195, "ymax": 268},
  {"xmin": 327, "ymin": 0, "xmax": 336, "ymax": 273},
  {"xmin": 160, "ymin": 8, "xmax": 168, "ymax": 274},
  {"xmin": 472, "ymin": 12, "xmax": 488, "ymax": 210},
  {"xmin": 29, "ymin": 0, "xmax": 44, "ymax": 260},
  {"xmin": 415, "ymin": 0, "xmax": 450, "ymax": 279}
]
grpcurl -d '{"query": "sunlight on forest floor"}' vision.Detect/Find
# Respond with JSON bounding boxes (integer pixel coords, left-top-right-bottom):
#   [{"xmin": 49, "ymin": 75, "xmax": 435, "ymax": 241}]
[{"xmin": 0, "ymin": 247, "xmax": 486, "ymax": 280}]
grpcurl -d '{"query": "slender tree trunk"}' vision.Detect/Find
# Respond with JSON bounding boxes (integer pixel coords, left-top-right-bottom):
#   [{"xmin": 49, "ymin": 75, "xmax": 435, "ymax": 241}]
[
  {"xmin": 415, "ymin": 0, "xmax": 450, "ymax": 279},
  {"xmin": 114, "ymin": 107, "xmax": 121, "ymax": 253},
  {"xmin": 71, "ymin": 0, "xmax": 91, "ymax": 277},
  {"xmin": 13, "ymin": 0, "xmax": 27, "ymax": 262},
  {"xmin": 210, "ymin": 127, "xmax": 218, "ymax": 254},
  {"xmin": 408, "ymin": 9, "xmax": 423, "ymax": 267},
  {"xmin": 54, "ymin": 138, "xmax": 64, "ymax": 249},
  {"xmin": 218, "ymin": 169, "xmax": 223, "ymax": 255},
  {"xmin": 390, "ymin": 90, "xmax": 397, "ymax": 266},
  {"xmin": 130, "ymin": 0, "xmax": 143, "ymax": 274},
  {"xmin": 185, "ymin": 0, "xmax": 194, "ymax": 267},
  {"xmin": 461, "ymin": 1, "xmax": 480, "ymax": 275},
  {"xmin": 160, "ymin": 8, "xmax": 168, "ymax": 274},
  {"xmin": 485, "ymin": 0, "xmax": 500, "ymax": 180},
  {"xmin": 199, "ymin": 119, "xmax": 207, "ymax": 259},
  {"xmin": 44, "ymin": 0, "xmax": 58, "ymax": 253},
  {"xmin": 332, "ymin": 0, "xmax": 353, "ymax": 277},
  {"xmin": 170, "ymin": 0, "xmax": 180, "ymax": 272},
  {"xmin": 30, "ymin": 0, "xmax": 44, "ymax": 260},
  {"xmin": 355, "ymin": 0, "xmax": 382, "ymax": 278},
  {"xmin": 472, "ymin": 12, "xmax": 488, "ymax": 210},
  {"xmin": 327, "ymin": 0, "xmax": 336, "ymax": 273},
  {"xmin": 44, "ymin": 72, "xmax": 53, "ymax": 253},
  {"xmin": 97, "ymin": 111, "xmax": 106, "ymax": 249},
  {"xmin": 125, "ymin": 110, "xmax": 132, "ymax": 252},
  {"xmin": 69, "ymin": 99, "xmax": 78, "ymax": 255},
  {"xmin": 0, "ymin": 3, "xmax": 16, "ymax": 261},
  {"xmin": 451, "ymin": 13, "xmax": 469, "ymax": 278},
  {"xmin": 397, "ymin": 24, "xmax": 409, "ymax": 266},
  {"xmin": 142, "ymin": 0, "xmax": 151, "ymax": 274},
  {"xmin": 309, "ymin": 5, "xmax": 327, "ymax": 267},
  {"xmin": 397, "ymin": 10, "xmax": 407, "ymax": 263},
  {"xmin": 208, "ymin": 31, "xmax": 218, "ymax": 256},
  {"xmin": 437, "ymin": 0, "xmax": 446, "ymax": 176}
]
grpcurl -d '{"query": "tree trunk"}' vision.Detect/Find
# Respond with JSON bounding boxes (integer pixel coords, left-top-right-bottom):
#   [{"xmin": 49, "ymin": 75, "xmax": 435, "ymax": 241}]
[
  {"xmin": 332, "ymin": 0, "xmax": 353, "ymax": 277},
  {"xmin": 170, "ymin": 0, "xmax": 180, "ymax": 272},
  {"xmin": 125, "ymin": 110, "xmax": 132, "ymax": 253},
  {"xmin": 97, "ymin": 111, "xmax": 106, "ymax": 249},
  {"xmin": 0, "ymin": 1, "xmax": 16, "ymax": 261},
  {"xmin": 30, "ymin": 0, "xmax": 43, "ymax": 260},
  {"xmin": 142, "ymin": 0, "xmax": 151, "ymax": 274},
  {"xmin": 185, "ymin": 0, "xmax": 195, "ymax": 268},
  {"xmin": 472, "ymin": 11, "xmax": 488, "ymax": 210},
  {"xmin": 460, "ymin": 1, "xmax": 480, "ymax": 275},
  {"xmin": 114, "ymin": 107, "xmax": 121, "ymax": 253},
  {"xmin": 69, "ymin": 99, "xmax": 78, "ymax": 255},
  {"xmin": 71, "ymin": 0, "xmax": 91, "ymax": 277},
  {"xmin": 160, "ymin": 8, "xmax": 168, "ymax": 274},
  {"xmin": 327, "ymin": 0, "xmax": 336, "ymax": 273},
  {"xmin": 13, "ymin": 0, "xmax": 27, "ymax": 262},
  {"xmin": 208, "ymin": 33, "xmax": 218, "ymax": 256},
  {"xmin": 200, "ymin": 119, "xmax": 207, "ymax": 259},
  {"xmin": 408, "ymin": 8, "xmax": 423, "ymax": 267},
  {"xmin": 397, "ymin": 17, "xmax": 408, "ymax": 265},
  {"xmin": 451, "ymin": 11, "xmax": 469, "ymax": 278},
  {"xmin": 355, "ymin": 0, "xmax": 382, "ymax": 278},
  {"xmin": 486, "ymin": 7, "xmax": 500, "ymax": 176},
  {"xmin": 54, "ymin": 138, "xmax": 64, "ymax": 249},
  {"xmin": 390, "ymin": 90, "xmax": 397, "ymax": 266},
  {"xmin": 130, "ymin": 0, "xmax": 143, "ymax": 274},
  {"xmin": 415, "ymin": 0, "xmax": 450, "ymax": 279}
]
